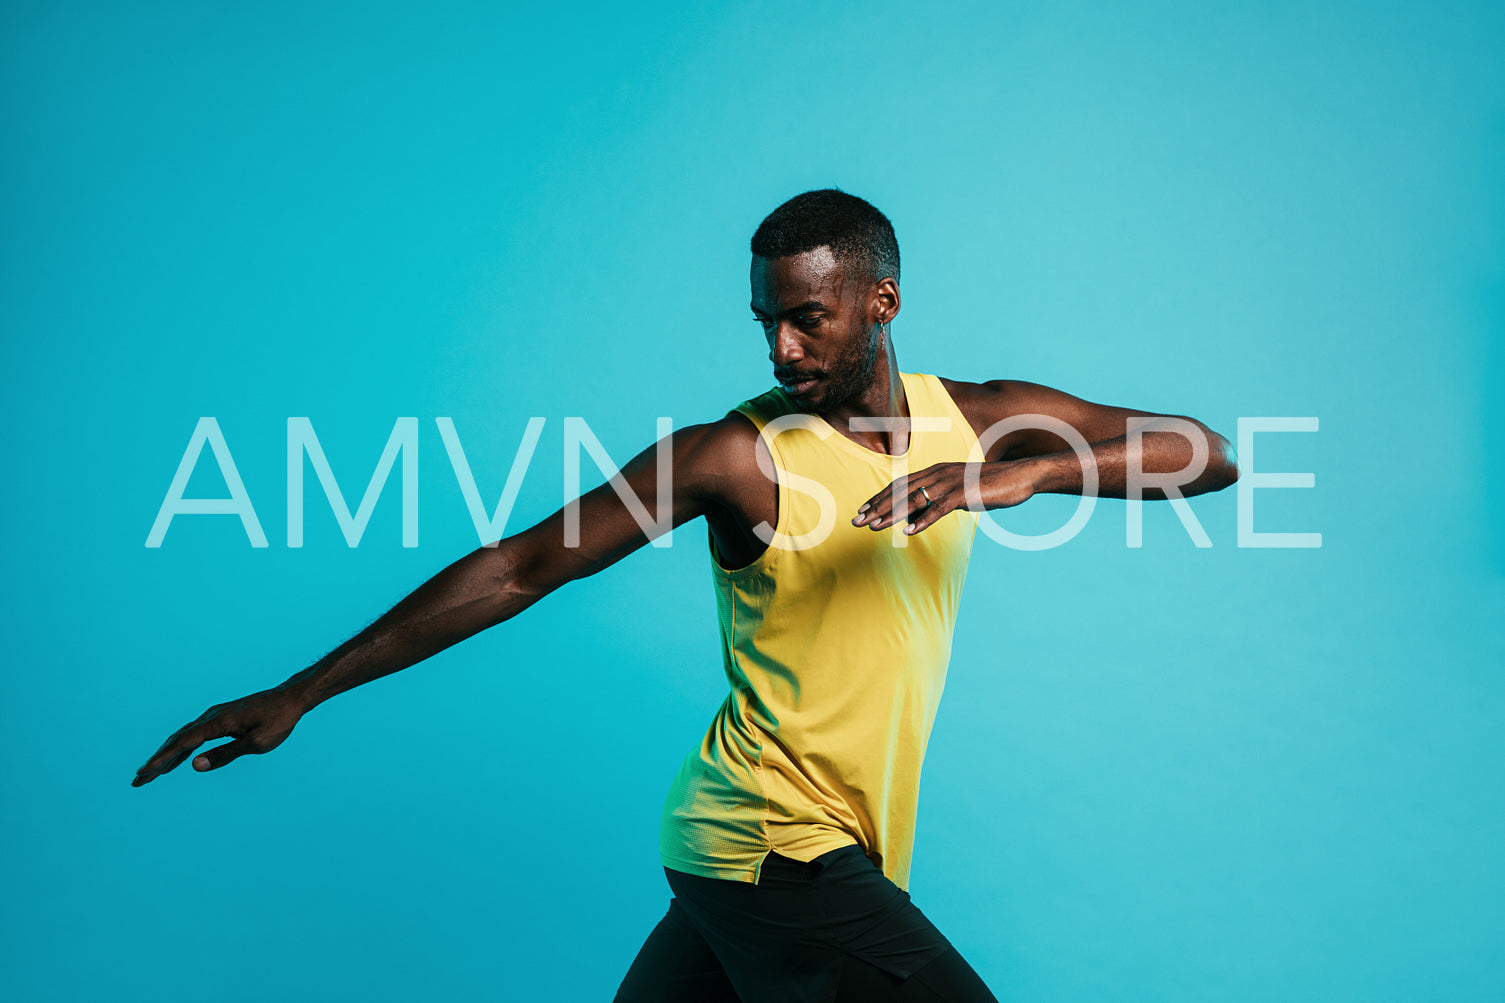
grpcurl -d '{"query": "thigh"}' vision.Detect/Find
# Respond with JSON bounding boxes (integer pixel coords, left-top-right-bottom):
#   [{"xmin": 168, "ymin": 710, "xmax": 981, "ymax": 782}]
[
  {"xmin": 906, "ymin": 946, "xmax": 999, "ymax": 1003},
  {"xmin": 807, "ymin": 848, "xmax": 997, "ymax": 1001},
  {"xmin": 613, "ymin": 898, "xmax": 742, "ymax": 1003},
  {"xmin": 811, "ymin": 847, "xmax": 953, "ymax": 980},
  {"xmin": 833, "ymin": 946, "xmax": 999, "ymax": 1003},
  {"xmin": 664, "ymin": 858, "xmax": 843, "ymax": 1003}
]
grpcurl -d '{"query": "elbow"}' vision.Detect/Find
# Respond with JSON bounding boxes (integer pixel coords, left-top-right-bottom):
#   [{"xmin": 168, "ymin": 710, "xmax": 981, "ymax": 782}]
[
  {"xmin": 504, "ymin": 543, "xmax": 553, "ymax": 603},
  {"xmin": 477, "ymin": 536, "xmax": 549, "ymax": 610},
  {"xmin": 1210, "ymin": 433, "xmax": 1240, "ymax": 490}
]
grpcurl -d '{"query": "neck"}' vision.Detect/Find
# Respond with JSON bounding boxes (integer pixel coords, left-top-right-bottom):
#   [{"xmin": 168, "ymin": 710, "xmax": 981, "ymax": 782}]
[{"xmin": 823, "ymin": 329, "xmax": 910, "ymax": 456}]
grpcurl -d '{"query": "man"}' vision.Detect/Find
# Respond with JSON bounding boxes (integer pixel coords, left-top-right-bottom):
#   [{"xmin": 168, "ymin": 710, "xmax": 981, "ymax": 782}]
[{"xmin": 133, "ymin": 189, "xmax": 1239, "ymax": 1001}]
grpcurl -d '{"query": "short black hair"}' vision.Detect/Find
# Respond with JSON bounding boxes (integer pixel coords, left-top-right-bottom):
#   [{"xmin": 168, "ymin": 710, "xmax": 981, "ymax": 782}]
[{"xmin": 750, "ymin": 189, "xmax": 900, "ymax": 287}]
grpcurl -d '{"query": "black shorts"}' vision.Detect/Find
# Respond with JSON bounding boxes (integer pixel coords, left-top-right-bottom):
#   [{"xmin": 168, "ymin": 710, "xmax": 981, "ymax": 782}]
[{"xmin": 614, "ymin": 844, "xmax": 998, "ymax": 1003}]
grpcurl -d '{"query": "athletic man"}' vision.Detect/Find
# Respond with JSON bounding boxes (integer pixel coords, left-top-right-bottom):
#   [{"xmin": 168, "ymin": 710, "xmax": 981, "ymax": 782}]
[{"xmin": 133, "ymin": 190, "xmax": 1239, "ymax": 1001}]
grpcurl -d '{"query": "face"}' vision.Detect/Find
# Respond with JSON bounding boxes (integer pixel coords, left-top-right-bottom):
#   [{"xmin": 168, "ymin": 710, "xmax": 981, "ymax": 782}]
[{"xmin": 749, "ymin": 246, "xmax": 890, "ymax": 415}]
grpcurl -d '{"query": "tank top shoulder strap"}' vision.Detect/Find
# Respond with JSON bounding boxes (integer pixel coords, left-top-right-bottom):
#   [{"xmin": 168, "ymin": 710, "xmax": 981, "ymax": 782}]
[
  {"xmin": 731, "ymin": 387, "xmax": 795, "ymax": 433},
  {"xmin": 903, "ymin": 372, "xmax": 983, "ymax": 459}
]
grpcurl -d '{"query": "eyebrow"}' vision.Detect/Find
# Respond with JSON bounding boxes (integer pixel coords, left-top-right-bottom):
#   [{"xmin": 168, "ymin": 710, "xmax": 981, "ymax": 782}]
[{"xmin": 749, "ymin": 300, "xmax": 829, "ymax": 319}]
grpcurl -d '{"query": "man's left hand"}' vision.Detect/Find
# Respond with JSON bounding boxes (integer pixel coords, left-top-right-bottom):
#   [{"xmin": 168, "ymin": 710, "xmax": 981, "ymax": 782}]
[{"xmin": 852, "ymin": 461, "xmax": 1038, "ymax": 535}]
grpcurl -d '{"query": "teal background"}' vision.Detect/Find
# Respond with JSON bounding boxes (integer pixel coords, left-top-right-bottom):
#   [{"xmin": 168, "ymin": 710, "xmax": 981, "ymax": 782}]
[{"xmin": 4, "ymin": 1, "xmax": 1503, "ymax": 999}]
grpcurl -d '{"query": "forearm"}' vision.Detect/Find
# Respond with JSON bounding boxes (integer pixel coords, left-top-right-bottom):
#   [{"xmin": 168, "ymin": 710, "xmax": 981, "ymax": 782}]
[
  {"xmin": 1022, "ymin": 426, "xmax": 1239, "ymax": 500},
  {"xmin": 279, "ymin": 540, "xmax": 546, "ymax": 712}
]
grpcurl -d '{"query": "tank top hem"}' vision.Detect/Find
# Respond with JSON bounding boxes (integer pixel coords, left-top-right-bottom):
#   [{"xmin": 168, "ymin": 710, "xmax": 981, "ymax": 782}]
[{"xmin": 660, "ymin": 851, "xmax": 767, "ymax": 884}]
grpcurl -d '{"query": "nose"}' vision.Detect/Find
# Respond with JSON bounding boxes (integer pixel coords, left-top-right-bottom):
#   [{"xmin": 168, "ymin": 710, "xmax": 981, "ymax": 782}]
[{"xmin": 769, "ymin": 323, "xmax": 805, "ymax": 367}]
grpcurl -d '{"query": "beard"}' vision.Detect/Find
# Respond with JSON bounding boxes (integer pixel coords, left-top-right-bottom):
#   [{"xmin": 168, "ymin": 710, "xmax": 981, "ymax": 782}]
[{"xmin": 799, "ymin": 326, "xmax": 882, "ymax": 416}]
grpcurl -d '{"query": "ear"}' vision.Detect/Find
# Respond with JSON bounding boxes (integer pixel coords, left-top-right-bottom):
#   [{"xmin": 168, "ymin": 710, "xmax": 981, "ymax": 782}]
[{"xmin": 871, "ymin": 276, "xmax": 901, "ymax": 327}]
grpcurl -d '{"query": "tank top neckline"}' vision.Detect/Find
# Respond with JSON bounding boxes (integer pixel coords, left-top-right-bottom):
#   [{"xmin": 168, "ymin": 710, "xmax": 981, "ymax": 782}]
[{"xmin": 771, "ymin": 371, "xmax": 920, "ymax": 465}]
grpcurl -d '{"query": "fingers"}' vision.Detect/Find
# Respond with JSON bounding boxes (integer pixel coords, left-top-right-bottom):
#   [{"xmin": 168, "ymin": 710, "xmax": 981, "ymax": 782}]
[
  {"xmin": 133, "ymin": 736, "xmax": 199, "ymax": 787},
  {"xmin": 851, "ymin": 464, "xmax": 982, "ymax": 536},
  {"xmin": 131, "ymin": 713, "xmax": 232, "ymax": 787},
  {"xmin": 899, "ymin": 497, "xmax": 950, "ymax": 536},
  {"xmin": 852, "ymin": 476, "xmax": 940, "ymax": 534},
  {"xmin": 852, "ymin": 477, "xmax": 909, "ymax": 528},
  {"xmin": 192, "ymin": 738, "xmax": 255, "ymax": 773}
]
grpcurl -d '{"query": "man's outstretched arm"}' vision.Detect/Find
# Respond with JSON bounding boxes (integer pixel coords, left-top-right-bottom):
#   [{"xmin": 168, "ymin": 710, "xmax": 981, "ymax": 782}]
[
  {"xmin": 854, "ymin": 378, "xmax": 1239, "ymax": 534},
  {"xmin": 131, "ymin": 419, "xmax": 745, "ymax": 786}
]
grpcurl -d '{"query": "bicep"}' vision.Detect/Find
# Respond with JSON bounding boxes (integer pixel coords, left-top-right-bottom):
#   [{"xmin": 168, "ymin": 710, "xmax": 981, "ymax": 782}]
[
  {"xmin": 506, "ymin": 424, "xmax": 726, "ymax": 596},
  {"xmin": 970, "ymin": 380, "xmax": 1195, "ymax": 461}
]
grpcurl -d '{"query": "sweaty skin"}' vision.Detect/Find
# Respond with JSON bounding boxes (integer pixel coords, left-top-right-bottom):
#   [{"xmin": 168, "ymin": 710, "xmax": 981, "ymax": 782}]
[{"xmin": 132, "ymin": 245, "xmax": 1238, "ymax": 786}]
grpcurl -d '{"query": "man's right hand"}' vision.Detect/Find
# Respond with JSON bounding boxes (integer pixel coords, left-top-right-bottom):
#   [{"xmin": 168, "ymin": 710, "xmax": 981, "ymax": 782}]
[{"xmin": 131, "ymin": 685, "xmax": 308, "ymax": 787}]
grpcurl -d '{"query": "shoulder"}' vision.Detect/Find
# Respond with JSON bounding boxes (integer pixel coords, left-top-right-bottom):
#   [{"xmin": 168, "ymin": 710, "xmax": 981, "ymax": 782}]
[
  {"xmin": 936, "ymin": 377, "xmax": 1077, "ymax": 422},
  {"xmin": 937, "ymin": 376, "xmax": 1017, "ymax": 424},
  {"xmin": 673, "ymin": 410, "xmax": 761, "ymax": 458},
  {"xmin": 935, "ymin": 377, "xmax": 1093, "ymax": 460},
  {"xmin": 936, "ymin": 375, "xmax": 995, "ymax": 408},
  {"xmin": 663, "ymin": 409, "xmax": 767, "ymax": 498}
]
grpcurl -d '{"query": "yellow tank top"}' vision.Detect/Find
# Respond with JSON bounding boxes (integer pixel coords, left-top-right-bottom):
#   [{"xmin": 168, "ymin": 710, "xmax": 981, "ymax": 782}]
[{"xmin": 658, "ymin": 371, "xmax": 981, "ymax": 891}]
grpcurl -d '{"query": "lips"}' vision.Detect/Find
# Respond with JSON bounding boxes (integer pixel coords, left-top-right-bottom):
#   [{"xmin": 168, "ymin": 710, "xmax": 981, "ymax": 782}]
[{"xmin": 778, "ymin": 373, "xmax": 822, "ymax": 396}]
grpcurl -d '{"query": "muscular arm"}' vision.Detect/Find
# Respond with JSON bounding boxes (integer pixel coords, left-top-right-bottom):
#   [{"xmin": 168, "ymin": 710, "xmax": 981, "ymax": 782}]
[
  {"xmin": 132, "ymin": 415, "xmax": 762, "ymax": 785},
  {"xmin": 854, "ymin": 378, "xmax": 1239, "ymax": 534},
  {"xmin": 284, "ymin": 420, "xmax": 731, "ymax": 710},
  {"xmin": 962, "ymin": 378, "xmax": 1239, "ymax": 497}
]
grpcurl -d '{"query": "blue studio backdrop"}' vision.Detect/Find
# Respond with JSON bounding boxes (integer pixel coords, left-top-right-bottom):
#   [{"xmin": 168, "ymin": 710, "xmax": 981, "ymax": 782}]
[{"xmin": 3, "ymin": 2, "xmax": 1502, "ymax": 1000}]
